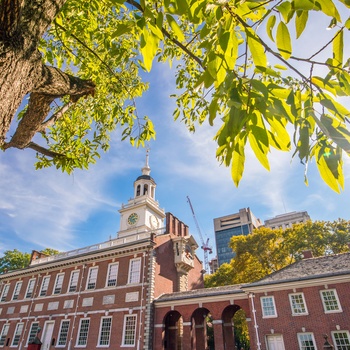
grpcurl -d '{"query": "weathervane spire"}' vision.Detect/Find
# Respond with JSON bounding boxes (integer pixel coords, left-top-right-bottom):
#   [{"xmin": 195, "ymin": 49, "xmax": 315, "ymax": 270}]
[{"xmin": 142, "ymin": 148, "xmax": 151, "ymax": 176}]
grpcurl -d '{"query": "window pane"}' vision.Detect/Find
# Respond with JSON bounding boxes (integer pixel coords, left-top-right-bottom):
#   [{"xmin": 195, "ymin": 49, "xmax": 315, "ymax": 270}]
[
  {"xmin": 333, "ymin": 331, "xmax": 350, "ymax": 350},
  {"xmin": 58, "ymin": 320, "xmax": 70, "ymax": 346},
  {"xmin": 69, "ymin": 271, "xmax": 79, "ymax": 292},
  {"xmin": 77, "ymin": 319, "xmax": 90, "ymax": 346},
  {"xmin": 87, "ymin": 268, "xmax": 98, "ymax": 290},
  {"xmin": 27, "ymin": 322, "xmax": 39, "ymax": 344},
  {"xmin": 12, "ymin": 281, "xmax": 22, "ymax": 300},
  {"xmin": 54, "ymin": 274, "xmax": 64, "ymax": 294},
  {"xmin": 40, "ymin": 276, "xmax": 50, "ymax": 296},
  {"xmin": 1, "ymin": 285, "xmax": 10, "ymax": 302},
  {"xmin": 99, "ymin": 317, "xmax": 112, "ymax": 346},
  {"xmin": 123, "ymin": 315, "xmax": 137, "ymax": 346},
  {"xmin": 261, "ymin": 296, "xmax": 276, "ymax": 317},
  {"xmin": 321, "ymin": 290, "xmax": 341, "ymax": 312},
  {"xmin": 107, "ymin": 264, "xmax": 118, "ymax": 287},
  {"xmin": 298, "ymin": 333, "xmax": 316, "ymax": 350},
  {"xmin": 290, "ymin": 293, "xmax": 307, "ymax": 314},
  {"xmin": 26, "ymin": 279, "xmax": 36, "ymax": 298},
  {"xmin": 128, "ymin": 259, "xmax": 141, "ymax": 284},
  {"xmin": 0, "ymin": 324, "xmax": 10, "ymax": 346},
  {"xmin": 12, "ymin": 323, "xmax": 24, "ymax": 346}
]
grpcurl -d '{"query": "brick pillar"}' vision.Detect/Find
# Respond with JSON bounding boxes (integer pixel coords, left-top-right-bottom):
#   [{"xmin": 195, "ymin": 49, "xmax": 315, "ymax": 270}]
[
  {"xmin": 153, "ymin": 326, "xmax": 164, "ymax": 350},
  {"xmin": 194, "ymin": 324, "xmax": 206, "ymax": 350},
  {"xmin": 223, "ymin": 321, "xmax": 235, "ymax": 349},
  {"xmin": 212, "ymin": 320, "xmax": 225, "ymax": 350},
  {"xmin": 182, "ymin": 322, "xmax": 192, "ymax": 350}
]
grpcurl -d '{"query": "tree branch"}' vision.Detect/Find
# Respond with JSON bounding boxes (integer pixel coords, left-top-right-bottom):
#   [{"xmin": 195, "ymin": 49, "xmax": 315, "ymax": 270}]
[
  {"xmin": 0, "ymin": 0, "xmax": 21, "ymax": 40},
  {"xmin": 26, "ymin": 142, "xmax": 64, "ymax": 158},
  {"xmin": 39, "ymin": 101, "xmax": 74, "ymax": 132}
]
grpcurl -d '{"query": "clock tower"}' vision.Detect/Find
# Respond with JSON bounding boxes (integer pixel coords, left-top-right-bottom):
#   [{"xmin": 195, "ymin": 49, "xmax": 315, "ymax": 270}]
[{"xmin": 118, "ymin": 151, "xmax": 166, "ymax": 238}]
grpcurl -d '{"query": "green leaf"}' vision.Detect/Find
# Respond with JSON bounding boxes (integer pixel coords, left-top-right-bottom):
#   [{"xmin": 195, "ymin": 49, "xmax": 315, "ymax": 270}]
[
  {"xmin": 276, "ymin": 22, "xmax": 292, "ymax": 59},
  {"xmin": 293, "ymin": 0, "xmax": 317, "ymax": 10},
  {"xmin": 295, "ymin": 10, "xmax": 308, "ymax": 38},
  {"xmin": 231, "ymin": 137, "xmax": 246, "ymax": 187},
  {"xmin": 166, "ymin": 14, "xmax": 185, "ymax": 41},
  {"xmin": 277, "ymin": 2, "xmax": 293, "ymax": 23},
  {"xmin": 140, "ymin": 27, "xmax": 159, "ymax": 72},
  {"xmin": 315, "ymin": 0, "xmax": 341, "ymax": 21},
  {"xmin": 266, "ymin": 15, "xmax": 276, "ymax": 42},
  {"xmin": 333, "ymin": 30, "xmax": 343, "ymax": 67},
  {"xmin": 246, "ymin": 27, "xmax": 267, "ymax": 68}
]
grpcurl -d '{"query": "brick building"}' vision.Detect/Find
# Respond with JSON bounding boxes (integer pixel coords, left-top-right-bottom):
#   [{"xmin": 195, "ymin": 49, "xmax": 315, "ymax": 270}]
[
  {"xmin": 0, "ymin": 155, "xmax": 204, "ymax": 350},
  {"xmin": 1, "ymin": 154, "xmax": 349, "ymax": 350}
]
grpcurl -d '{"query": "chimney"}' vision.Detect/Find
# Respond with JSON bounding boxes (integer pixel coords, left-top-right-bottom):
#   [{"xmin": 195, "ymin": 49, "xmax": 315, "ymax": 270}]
[{"xmin": 302, "ymin": 250, "xmax": 313, "ymax": 259}]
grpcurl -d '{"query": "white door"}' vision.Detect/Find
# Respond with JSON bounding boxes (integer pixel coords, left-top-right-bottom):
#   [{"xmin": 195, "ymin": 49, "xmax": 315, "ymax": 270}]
[
  {"xmin": 40, "ymin": 321, "xmax": 55, "ymax": 350},
  {"xmin": 266, "ymin": 335, "xmax": 285, "ymax": 350}
]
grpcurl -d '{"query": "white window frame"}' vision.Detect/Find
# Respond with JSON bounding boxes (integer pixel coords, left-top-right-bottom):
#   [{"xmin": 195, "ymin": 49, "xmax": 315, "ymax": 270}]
[
  {"xmin": 27, "ymin": 322, "xmax": 39, "ymax": 345},
  {"xmin": 320, "ymin": 289, "xmax": 342, "ymax": 313},
  {"xmin": 97, "ymin": 316, "xmax": 112, "ymax": 347},
  {"xmin": 12, "ymin": 281, "xmax": 23, "ymax": 300},
  {"xmin": 68, "ymin": 270, "xmax": 80, "ymax": 293},
  {"xmin": 260, "ymin": 296, "xmax": 277, "ymax": 318},
  {"xmin": 332, "ymin": 331, "xmax": 350, "ymax": 350},
  {"xmin": 106, "ymin": 263, "xmax": 119, "ymax": 287},
  {"xmin": 128, "ymin": 258, "xmax": 141, "ymax": 284},
  {"xmin": 57, "ymin": 320, "xmax": 70, "ymax": 347},
  {"xmin": 289, "ymin": 292, "xmax": 308, "ymax": 315},
  {"xmin": 39, "ymin": 276, "xmax": 50, "ymax": 297},
  {"xmin": 122, "ymin": 314, "xmax": 137, "ymax": 347},
  {"xmin": 76, "ymin": 318, "xmax": 90, "ymax": 347},
  {"xmin": 11, "ymin": 322, "xmax": 24, "ymax": 347},
  {"xmin": 0, "ymin": 284, "xmax": 10, "ymax": 302},
  {"xmin": 86, "ymin": 267, "xmax": 98, "ymax": 290},
  {"xmin": 0, "ymin": 324, "xmax": 10, "ymax": 347},
  {"xmin": 25, "ymin": 279, "xmax": 36, "ymax": 299},
  {"xmin": 297, "ymin": 332, "xmax": 317, "ymax": 350},
  {"xmin": 53, "ymin": 273, "xmax": 65, "ymax": 295}
]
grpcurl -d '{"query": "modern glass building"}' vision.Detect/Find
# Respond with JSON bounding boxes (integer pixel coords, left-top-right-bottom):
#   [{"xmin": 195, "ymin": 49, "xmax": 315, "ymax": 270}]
[{"xmin": 213, "ymin": 208, "xmax": 262, "ymax": 266}]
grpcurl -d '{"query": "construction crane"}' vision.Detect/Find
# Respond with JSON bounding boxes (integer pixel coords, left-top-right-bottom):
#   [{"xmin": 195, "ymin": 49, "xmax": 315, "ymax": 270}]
[{"xmin": 186, "ymin": 196, "xmax": 212, "ymax": 273}]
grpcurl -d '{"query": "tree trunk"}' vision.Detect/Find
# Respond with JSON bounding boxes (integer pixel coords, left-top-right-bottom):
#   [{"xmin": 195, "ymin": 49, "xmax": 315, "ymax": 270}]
[{"xmin": 0, "ymin": 0, "xmax": 95, "ymax": 151}]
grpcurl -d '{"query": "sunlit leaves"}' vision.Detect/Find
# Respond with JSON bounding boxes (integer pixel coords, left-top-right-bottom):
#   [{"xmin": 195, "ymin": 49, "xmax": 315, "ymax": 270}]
[{"xmin": 276, "ymin": 22, "xmax": 292, "ymax": 59}]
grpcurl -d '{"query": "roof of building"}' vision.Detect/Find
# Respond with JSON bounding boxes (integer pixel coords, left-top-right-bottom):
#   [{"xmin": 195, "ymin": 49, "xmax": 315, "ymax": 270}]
[
  {"xmin": 244, "ymin": 252, "xmax": 350, "ymax": 288},
  {"xmin": 155, "ymin": 284, "xmax": 244, "ymax": 302},
  {"xmin": 135, "ymin": 174, "xmax": 155, "ymax": 182}
]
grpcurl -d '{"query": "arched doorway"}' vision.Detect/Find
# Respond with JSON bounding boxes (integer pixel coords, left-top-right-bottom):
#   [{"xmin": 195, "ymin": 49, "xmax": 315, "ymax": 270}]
[
  {"xmin": 191, "ymin": 308, "xmax": 214, "ymax": 350},
  {"xmin": 163, "ymin": 310, "xmax": 183, "ymax": 350},
  {"xmin": 222, "ymin": 305, "xmax": 250, "ymax": 350}
]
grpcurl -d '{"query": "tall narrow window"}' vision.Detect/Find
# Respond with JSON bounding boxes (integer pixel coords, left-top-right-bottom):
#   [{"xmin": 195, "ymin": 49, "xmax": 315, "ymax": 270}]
[
  {"xmin": 54, "ymin": 273, "xmax": 64, "ymax": 294},
  {"xmin": 27, "ymin": 322, "xmax": 39, "ymax": 344},
  {"xmin": 76, "ymin": 319, "xmax": 90, "ymax": 347},
  {"xmin": 320, "ymin": 289, "xmax": 342, "ymax": 313},
  {"xmin": 122, "ymin": 315, "xmax": 137, "ymax": 346},
  {"xmin": 68, "ymin": 270, "xmax": 80, "ymax": 293},
  {"xmin": 57, "ymin": 320, "xmax": 70, "ymax": 346},
  {"xmin": 136, "ymin": 185, "xmax": 140, "ymax": 196},
  {"xmin": 98, "ymin": 317, "xmax": 112, "ymax": 346},
  {"xmin": 0, "ymin": 324, "xmax": 9, "ymax": 346},
  {"xmin": 297, "ymin": 333, "xmax": 316, "ymax": 350},
  {"xmin": 86, "ymin": 267, "xmax": 98, "ymax": 290},
  {"xmin": 12, "ymin": 281, "xmax": 22, "ymax": 300},
  {"xmin": 143, "ymin": 184, "xmax": 148, "ymax": 195},
  {"xmin": 40, "ymin": 276, "xmax": 50, "ymax": 296},
  {"xmin": 0, "ymin": 284, "xmax": 10, "ymax": 302},
  {"xmin": 26, "ymin": 279, "xmax": 36, "ymax": 299},
  {"xmin": 106, "ymin": 263, "xmax": 119, "ymax": 287},
  {"xmin": 128, "ymin": 258, "xmax": 141, "ymax": 284},
  {"xmin": 12, "ymin": 323, "xmax": 24, "ymax": 346},
  {"xmin": 332, "ymin": 331, "xmax": 350, "ymax": 350},
  {"xmin": 289, "ymin": 293, "xmax": 308, "ymax": 315},
  {"xmin": 261, "ymin": 296, "xmax": 277, "ymax": 318}
]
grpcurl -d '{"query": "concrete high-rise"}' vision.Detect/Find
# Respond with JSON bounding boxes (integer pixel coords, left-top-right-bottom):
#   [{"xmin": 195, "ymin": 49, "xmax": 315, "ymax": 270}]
[
  {"xmin": 214, "ymin": 208, "xmax": 262, "ymax": 266},
  {"xmin": 264, "ymin": 211, "xmax": 311, "ymax": 229}
]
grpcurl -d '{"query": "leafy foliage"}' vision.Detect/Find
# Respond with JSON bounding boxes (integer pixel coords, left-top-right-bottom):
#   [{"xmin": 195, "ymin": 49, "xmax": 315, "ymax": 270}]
[
  {"xmin": 0, "ymin": 248, "xmax": 60, "ymax": 273},
  {"xmin": 7, "ymin": 0, "xmax": 350, "ymax": 188},
  {"xmin": 204, "ymin": 219, "xmax": 350, "ymax": 286},
  {"xmin": 0, "ymin": 249, "xmax": 30, "ymax": 273}
]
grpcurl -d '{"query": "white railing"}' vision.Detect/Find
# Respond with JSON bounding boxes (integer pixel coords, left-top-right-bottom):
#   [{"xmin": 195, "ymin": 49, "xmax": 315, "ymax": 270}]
[{"xmin": 30, "ymin": 229, "xmax": 165, "ymax": 266}]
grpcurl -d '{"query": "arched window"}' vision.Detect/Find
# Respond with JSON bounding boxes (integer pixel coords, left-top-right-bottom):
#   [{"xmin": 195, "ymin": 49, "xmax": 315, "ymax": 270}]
[
  {"xmin": 143, "ymin": 184, "xmax": 148, "ymax": 195},
  {"xmin": 136, "ymin": 185, "xmax": 141, "ymax": 196}
]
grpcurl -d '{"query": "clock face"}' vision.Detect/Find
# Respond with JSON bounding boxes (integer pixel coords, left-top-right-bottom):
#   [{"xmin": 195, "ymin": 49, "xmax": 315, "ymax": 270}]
[
  {"xmin": 149, "ymin": 215, "xmax": 159, "ymax": 229},
  {"xmin": 127, "ymin": 213, "xmax": 139, "ymax": 226}
]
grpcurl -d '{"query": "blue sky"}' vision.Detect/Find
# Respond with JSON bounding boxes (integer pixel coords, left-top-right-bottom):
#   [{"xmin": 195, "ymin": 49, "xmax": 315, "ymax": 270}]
[{"xmin": 1, "ymin": 16, "xmax": 350, "ymax": 264}]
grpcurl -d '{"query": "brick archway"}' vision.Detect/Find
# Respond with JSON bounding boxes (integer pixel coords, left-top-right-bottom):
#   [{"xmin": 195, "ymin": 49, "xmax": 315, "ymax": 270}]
[{"xmin": 163, "ymin": 310, "xmax": 183, "ymax": 350}]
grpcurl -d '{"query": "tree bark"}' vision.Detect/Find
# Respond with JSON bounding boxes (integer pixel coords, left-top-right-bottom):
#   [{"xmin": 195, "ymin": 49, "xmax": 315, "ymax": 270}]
[{"xmin": 0, "ymin": 0, "xmax": 95, "ymax": 152}]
